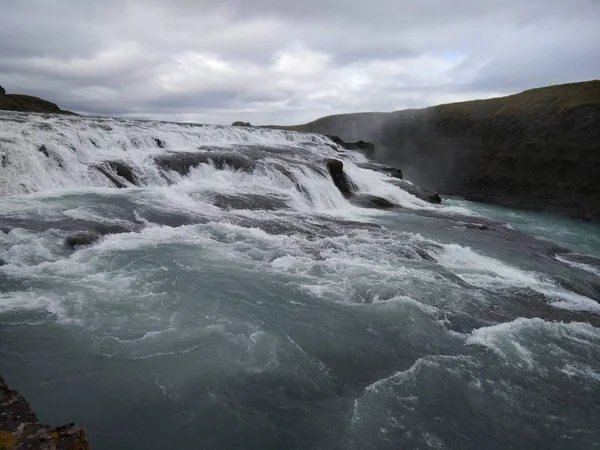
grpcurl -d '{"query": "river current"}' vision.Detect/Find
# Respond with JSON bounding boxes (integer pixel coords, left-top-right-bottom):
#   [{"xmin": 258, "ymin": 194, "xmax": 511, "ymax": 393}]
[{"xmin": 1, "ymin": 111, "xmax": 599, "ymax": 449}]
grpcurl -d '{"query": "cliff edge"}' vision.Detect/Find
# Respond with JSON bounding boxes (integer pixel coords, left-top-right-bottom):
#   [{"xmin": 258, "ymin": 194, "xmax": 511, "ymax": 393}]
[
  {"xmin": 0, "ymin": 85, "xmax": 74, "ymax": 115},
  {"xmin": 286, "ymin": 80, "xmax": 600, "ymax": 221}
]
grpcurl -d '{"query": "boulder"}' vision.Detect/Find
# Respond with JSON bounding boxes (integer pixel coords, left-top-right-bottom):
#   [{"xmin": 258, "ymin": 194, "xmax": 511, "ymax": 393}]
[
  {"xmin": 326, "ymin": 159, "xmax": 354, "ymax": 197},
  {"xmin": 386, "ymin": 178, "xmax": 442, "ymax": 204},
  {"xmin": 351, "ymin": 194, "xmax": 397, "ymax": 209},
  {"xmin": 95, "ymin": 161, "xmax": 139, "ymax": 188},
  {"xmin": 0, "ymin": 85, "xmax": 5, "ymax": 95},
  {"xmin": 64, "ymin": 232, "xmax": 100, "ymax": 249}
]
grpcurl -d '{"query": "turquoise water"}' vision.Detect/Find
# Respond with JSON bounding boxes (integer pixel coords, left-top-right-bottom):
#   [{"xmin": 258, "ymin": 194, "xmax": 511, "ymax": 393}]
[{"xmin": 448, "ymin": 199, "xmax": 600, "ymax": 257}]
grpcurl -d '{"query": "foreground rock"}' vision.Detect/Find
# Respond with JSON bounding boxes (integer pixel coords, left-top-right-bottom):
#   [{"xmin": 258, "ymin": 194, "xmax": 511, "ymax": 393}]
[
  {"xmin": 287, "ymin": 81, "xmax": 600, "ymax": 221},
  {"xmin": 0, "ymin": 376, "xmax": 91, "ymax": 449},
  {"xmin": 0, "ymin": 86, "xmax": 74, "ymax": 115}
]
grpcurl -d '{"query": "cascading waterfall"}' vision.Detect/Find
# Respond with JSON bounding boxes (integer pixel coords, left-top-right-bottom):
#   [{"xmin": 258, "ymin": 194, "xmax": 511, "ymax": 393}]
[{"xmin": 1, "ymin": 110, "xmax": 599, "ymax": 450}]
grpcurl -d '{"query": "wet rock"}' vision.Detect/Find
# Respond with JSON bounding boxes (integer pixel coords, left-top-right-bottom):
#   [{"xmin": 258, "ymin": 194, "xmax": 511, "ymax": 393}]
[
  {"xmin": 0, "ymin": 376, "xmax": 91, "ymax": 450},
  {"xmin": 327, "ymin": 135, "xmax": 376, "ymax": 158},
  {"xmin": 389, "ymin": 168, "xmax": 403, "ymax": 179},
  {"xmin": 95, "ymin": 161, "xmax": 139, "ymax": 188},
  {"xmin": 466, "ymin": 223, "xmax": 491, "ymax": 231},
  {"xmin": 356, "ymin": 162, "xmax": 403, "ymax": 179},
  {"xmin": 232, "ymin": 121, "xmax": 252, "ymax": 127},
  {"xmin": 154, "ymin": 138, "xmax": 165, "ymax": 149},
  {"xmin": 37, "ymin": 145, "xmax": 50, "ymax": 157},
  {"xmin": 414, "ymin": 247, "xmax": 438, "ymax": 262},
  {"xmin": 64, "ymin": 232, "xmax": 100, "ymax": 249},
  {"xmin": 351, "ymin": 194, "xmax": 397, "ymax": 209},
  {"xmin": 155, "ymin": 152, "xmax": 254, "ymax": 176},
  {"xmin": 326, "ymin": 159, "xmax": 354, "ymax": 197},
  {"xmin": 385, "ymin": 178, "xmax": 442, "ymax": 204},
  {"xmin": 212, "ymin": 193, "xmax": 289, "ymax": 211}
]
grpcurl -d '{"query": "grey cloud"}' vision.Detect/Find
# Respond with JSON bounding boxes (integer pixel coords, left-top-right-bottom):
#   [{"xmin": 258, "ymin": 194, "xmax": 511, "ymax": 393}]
[{"xmin": 0, "ymin": 0, "xmax": 599, "ymax": 125}]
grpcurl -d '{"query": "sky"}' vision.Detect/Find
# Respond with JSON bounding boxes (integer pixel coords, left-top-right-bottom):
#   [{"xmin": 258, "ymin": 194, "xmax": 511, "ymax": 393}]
[{"xmin": 1, "ymin": 0, "xmax": 599, "ymax": 125}]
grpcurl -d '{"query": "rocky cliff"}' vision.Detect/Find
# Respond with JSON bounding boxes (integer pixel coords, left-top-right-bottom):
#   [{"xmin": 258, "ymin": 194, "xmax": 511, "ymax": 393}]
[
  {"xmin": 0, "ymin": 376, "xmax": 90, "ymax": 449},
  {"xmin": 287, "ymin": 81, "xmax": 600, "ymax": 221},
  {"xmin": 0, "ymin": 85, "xmax": 73, "ymax": 114}
]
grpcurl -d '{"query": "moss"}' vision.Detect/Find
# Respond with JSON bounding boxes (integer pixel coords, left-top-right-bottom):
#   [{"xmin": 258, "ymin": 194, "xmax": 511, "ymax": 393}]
[
  {"xmin": 0, "ymin": 431, "xmax": 17, "ymax": 450},
  {"xmin": 432, "ymin": 80, "xmax": 600, "ymax": 120}
]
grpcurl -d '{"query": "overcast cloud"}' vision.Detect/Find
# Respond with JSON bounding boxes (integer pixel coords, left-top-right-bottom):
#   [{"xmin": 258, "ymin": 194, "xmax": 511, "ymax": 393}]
[{"xmin": 1, "ymin": 0, "xmax": 599, "ymax": 125}]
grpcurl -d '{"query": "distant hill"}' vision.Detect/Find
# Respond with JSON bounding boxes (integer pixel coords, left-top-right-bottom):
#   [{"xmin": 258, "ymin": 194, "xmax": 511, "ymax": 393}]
[
  {"xmin": 274, "ymin": 80, "xmax": 600, "ymax": 221},
  {"xmin": 0, "ymin": 85, "xmax": 74, "ymax": 114}
]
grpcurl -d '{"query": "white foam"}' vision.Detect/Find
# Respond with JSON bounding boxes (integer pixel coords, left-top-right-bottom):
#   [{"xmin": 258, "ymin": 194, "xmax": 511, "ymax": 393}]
[
  {"xmin": 436, "ymin": 244, "xmax": 600, "ymax": 312},
  {"xmin": 556, "ymin": 255, "xmax": 600, "ymax": 277}
]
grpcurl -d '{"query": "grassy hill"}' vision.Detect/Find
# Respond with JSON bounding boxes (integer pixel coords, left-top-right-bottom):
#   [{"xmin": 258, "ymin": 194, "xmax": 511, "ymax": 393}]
[{"xmin": 0, "ymin": 86, "xmax": 74, "ymax": 114}]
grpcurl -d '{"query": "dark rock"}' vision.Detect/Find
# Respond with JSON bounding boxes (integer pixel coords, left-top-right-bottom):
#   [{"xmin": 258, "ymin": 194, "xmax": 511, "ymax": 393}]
[
  {"xmin": 465, "ymin": 223, "xmax": 491, "ymax": 231},
  {"xmin": 0, "ymin": 376, "xmax": 91, "ymax": 450},
  {"xmin": 327, "ymin": 135, "xmax": 376, "ymax": 158},
  {"xmin": 212, "ymin": 193, "xmax": 289, "ymax": 211},
  {"xmin": 0, "ymin": 258, "xmax": 7, "ymax": 266},
  {"xmin": 414, "ymin": 247, "xmax": 438, "ymax": 262},
  {"xmin": 232, "ymin": 121, "xmax": 252, "ymax": 127},
  {"xmin": 389, "ymin": 168, "xmax": 403, "ymax": 179},
  {"xmin": 154, "ymin": 138, "xmax": 165, "ymax": 149},
  {"xmin": 326, "ymin": 159, "xmax": 354, "ymax": 197},
  {"xmin": 64, "ymin": 233, "xmax": 100, "ymax": 249},
  {"xmin": 386, "ymin": 178, "xmax": 442, "ymax": 203},
  {"xmin": 154, "ymin": 152, "xmax": 254, "ymax": 176},
  {"xmin": 95, "ymin": 161, "xmax": 139, "ymax": 188},
  {"xmin": 0, "ymin": 85, "xmax": 5, "ymax": 95},
  {"xmin": 38, "ymin": 145, "xmax": 50, "ymax": 157},
  {"xmin": 351, "ymin": 194, "xmax": 397, "ymax": 209},
  {"xmin": 1, "ymin": 217, "xmax": 136, "ymax": 236}
]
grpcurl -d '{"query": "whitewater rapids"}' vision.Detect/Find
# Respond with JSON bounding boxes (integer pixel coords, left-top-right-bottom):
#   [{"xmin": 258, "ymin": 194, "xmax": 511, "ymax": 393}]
[{"xmin": 1, "ymin": 111, "xmax": 599, "ymax": 449}]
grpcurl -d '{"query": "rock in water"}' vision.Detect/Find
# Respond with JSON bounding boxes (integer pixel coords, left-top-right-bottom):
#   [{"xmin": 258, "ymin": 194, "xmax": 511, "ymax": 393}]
[
  {"xmin": 94, "ymin": 161, "xmax": 139, "ymax": 188},
  {"xmin": 386, "ymin": 178, "xmax": 442, "ymax": 204},
  {"xmin": 0, "ymin": 376, "xmax": 91, "ymax": 449},
  {"xmin": 389, "ymin": 168, "xmax": 403, "ymax": 179},
  {"xmin": 326, "ymin": 159, "xmax": 354, "ymax": 197},
  {"xmin": 65, "ymin": 233, "xmax": 100, "ymax": 249},
  {"xmin": 327, "ymin": 135, "xmax": 376, "ymax": 158},
  {"xmin": 351, "ymin": 194, "xmax": 397, "ymax": 209},
  {"xmin": 154, "ymin": 152, "xmax": 254, "ymax": 176}
]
